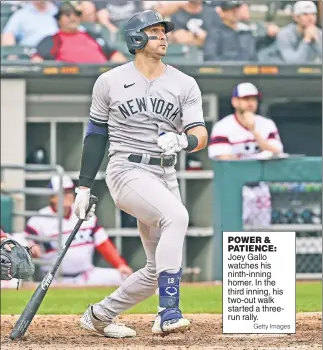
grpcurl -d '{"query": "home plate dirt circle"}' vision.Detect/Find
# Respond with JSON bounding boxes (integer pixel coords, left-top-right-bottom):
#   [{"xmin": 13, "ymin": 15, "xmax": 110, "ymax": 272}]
[{"xmin": 1, "ymin": 313, "xmax": 321, "ymax": 350}]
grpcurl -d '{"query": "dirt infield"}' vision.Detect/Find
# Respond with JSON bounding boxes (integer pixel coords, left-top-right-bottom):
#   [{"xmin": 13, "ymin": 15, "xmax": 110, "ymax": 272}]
[{"xmin": 1, "ymin": 313, "xmax": 321, "ymax": 350}]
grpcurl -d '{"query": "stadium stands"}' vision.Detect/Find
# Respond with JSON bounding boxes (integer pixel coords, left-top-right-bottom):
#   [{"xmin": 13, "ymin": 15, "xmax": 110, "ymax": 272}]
[{"xmin": 1, "ymin": 1, "xmax": 320, "ymax": 64}]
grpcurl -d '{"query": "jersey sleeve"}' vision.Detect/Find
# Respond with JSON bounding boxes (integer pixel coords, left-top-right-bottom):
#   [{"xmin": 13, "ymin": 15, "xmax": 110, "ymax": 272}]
[
  {"xmin": 24, "ymin": 216, "xmax": 44, "ymax": 246},
  {"xmin": 89, "ymin": 73, "xmax": 110, "ymax": 125},
  {"xmin": 25, "ymin": 216, "xmax": 43, "ymax": 237},
  {"xmin": 208, "ymin": 121, "xmax": 233, "ymax": 159},
  {"xmin": 267, "ymin": 119, "xmax": 283, "ymax": 152},
  {"xmin": 34, "ymin": 36, "xmax": 56, "ymax": 60},
  {"xmin": 181, "ymin": 78, "xmax": 205, "ymax": 133}
]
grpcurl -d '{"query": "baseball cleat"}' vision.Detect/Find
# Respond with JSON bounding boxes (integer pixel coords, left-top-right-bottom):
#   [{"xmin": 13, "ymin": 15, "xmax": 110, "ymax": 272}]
[
  {"xmin": 152, "ymin": 308, "xmax": 191, "ymax": 335},
  {"xmin": 80, "ymin": 305, "xmax": 136, "ymax": 338}
]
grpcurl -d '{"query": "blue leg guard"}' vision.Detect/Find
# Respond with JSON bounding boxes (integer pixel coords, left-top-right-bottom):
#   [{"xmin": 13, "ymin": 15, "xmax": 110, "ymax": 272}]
[{"xmin": 158, "ymin": 269, "xmax": 183, "ymax": 331}]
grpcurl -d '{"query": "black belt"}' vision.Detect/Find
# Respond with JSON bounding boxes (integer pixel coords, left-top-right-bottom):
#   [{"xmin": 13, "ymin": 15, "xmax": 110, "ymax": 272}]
[{"xmin": 128, "ymin": 154, "xmax": 176, "ymax": 167}]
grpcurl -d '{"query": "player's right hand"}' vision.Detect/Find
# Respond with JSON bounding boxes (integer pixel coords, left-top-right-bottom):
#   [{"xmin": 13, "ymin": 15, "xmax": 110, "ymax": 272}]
[{"xmin": 74, "ymin": 187, "xmax": 96, "ymax": 220}]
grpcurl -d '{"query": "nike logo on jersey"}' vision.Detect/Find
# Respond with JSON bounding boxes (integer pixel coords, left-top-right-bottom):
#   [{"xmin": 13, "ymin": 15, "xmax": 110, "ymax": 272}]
[{"xmin": 124, "ymin": 83, "xmax": 135, "ymax": 88}]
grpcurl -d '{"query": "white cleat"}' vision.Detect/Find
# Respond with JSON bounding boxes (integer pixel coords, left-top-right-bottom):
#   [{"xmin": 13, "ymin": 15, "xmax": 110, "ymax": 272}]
[
  {"xmin": 80, "ymin": 306, "xmax": 136, "ymax": 338},
  {"xmin": 152, "ymin": 314, "xmax": 191, "ymax": 335}
]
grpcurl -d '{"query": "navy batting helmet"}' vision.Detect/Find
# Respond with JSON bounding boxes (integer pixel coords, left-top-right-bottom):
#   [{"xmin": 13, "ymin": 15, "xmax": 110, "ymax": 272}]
[{"xmin": 124, "ymin": 10, "xmax": 175, "ymax": 55}]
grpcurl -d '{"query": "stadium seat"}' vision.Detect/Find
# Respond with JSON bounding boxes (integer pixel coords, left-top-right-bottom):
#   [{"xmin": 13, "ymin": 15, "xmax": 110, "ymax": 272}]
[{"xmin": 164, "ymin": 44, "xmax": 203, "ymax": 64}]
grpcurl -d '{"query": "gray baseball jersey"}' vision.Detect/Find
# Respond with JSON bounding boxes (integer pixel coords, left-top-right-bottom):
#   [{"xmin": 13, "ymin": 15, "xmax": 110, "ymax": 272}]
[
  {"xmin": 88, "ymin": 62, "xmax": 205, "ymax": 322},
  {"xmin": 89, "ymin": 61, "xmax": 205, "ymax": 155}
]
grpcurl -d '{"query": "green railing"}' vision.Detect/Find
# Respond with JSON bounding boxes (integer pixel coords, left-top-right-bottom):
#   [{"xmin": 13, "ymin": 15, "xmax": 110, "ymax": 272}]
[{"xmin": 212, "ymin": 156, "xmax": 322, "ymax": 280}]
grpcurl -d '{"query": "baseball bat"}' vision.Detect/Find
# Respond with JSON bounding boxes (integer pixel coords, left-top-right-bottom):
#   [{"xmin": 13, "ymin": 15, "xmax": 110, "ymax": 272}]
[{"xmin": 9, "ymin": 195, "xmax": 98, "ymax": 340}]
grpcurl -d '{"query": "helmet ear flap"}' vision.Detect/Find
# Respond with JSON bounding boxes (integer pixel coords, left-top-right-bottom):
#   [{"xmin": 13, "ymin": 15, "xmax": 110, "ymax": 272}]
[{"xmin": 125, "ymin": 30, "xmax": 149, "ymax": 55}]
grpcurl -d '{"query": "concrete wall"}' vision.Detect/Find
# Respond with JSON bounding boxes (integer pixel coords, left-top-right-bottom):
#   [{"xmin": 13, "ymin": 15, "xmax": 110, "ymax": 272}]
[{"xmin": 1, "ymin": 79, "xmax": 26, "ymax": 231}]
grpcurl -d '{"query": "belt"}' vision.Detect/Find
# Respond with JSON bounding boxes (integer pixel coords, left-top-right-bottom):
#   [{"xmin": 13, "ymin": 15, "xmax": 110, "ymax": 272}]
[{"xmin": 128, "ymin": 154, "xmax": 176, "ymax": 167}]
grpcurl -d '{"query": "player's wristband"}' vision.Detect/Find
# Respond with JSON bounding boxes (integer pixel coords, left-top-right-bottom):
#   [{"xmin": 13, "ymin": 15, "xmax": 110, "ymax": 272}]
[{"xmin": 184, "ymin": 134, "xmax": 198, "ymax": 152}]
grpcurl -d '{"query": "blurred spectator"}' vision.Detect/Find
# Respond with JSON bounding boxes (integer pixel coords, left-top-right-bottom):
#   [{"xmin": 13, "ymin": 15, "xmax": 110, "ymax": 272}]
[
  {"xmin": 208, "ymin": 82, "xmax": 283, "ymax": 160},
  {"xmin": 202, "ymin": 1, "xmax": 223, "ymax": 29},
  {"xmin": 52, "ymin": 1, "xmax": 97, "ymax": 24},
  {"xmin": 208, "ymin": 82, "xmax": 284, "ymax": 228},
  {"xmin": 155, "ymin": 0, "xmax": 214, "ymax": 47},
  {"xmin": 26, "ymin": 175, "xmax": 133, "ymax": 286},
  {"xmin": 1, "ymin": 1, "xmax": 58, "ymax": 47},
  {"xmin": 276, "ymin": 1, "xmax": 322, "ymax": 63},
  {"xmin": 204, "ymin": 1, "xmax": 257, "ymax": 62},
  {"xmin": 93, "ymin": 0, "xmax": 143, "ymax": 33},
  {"xmin": 236, "ymin": 2, "xmax": 280, "ymax": 52},
  {"xmin": 78, "ymin": 1, "xmax": 97, "ymax": 23},
  {"xmin": 31, "ymin": 2, "xmax": 126, "ymax": 64},
  {"xmin": 143, "ymin": 1, "xmax": 179, "ymax": 11}
]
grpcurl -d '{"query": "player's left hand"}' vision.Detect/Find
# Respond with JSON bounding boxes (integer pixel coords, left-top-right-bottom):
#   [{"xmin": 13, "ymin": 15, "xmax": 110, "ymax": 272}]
[
  {"xmin": 157, "ymin": 132, "xmax": 188, "ymax": 155},
  {"xmin": 74, "ymin": 187, "xmax": 96, "ymax": 221}
]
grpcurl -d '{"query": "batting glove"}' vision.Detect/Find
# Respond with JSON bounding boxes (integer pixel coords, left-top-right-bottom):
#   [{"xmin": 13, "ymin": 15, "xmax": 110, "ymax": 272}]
[
  {"xmin": 74, "ymin": 187, "xmax": 96, "ymax": 220},
  {"xmin": 157, "ymin": 132, "xmax": 188, "ymax": 155}
]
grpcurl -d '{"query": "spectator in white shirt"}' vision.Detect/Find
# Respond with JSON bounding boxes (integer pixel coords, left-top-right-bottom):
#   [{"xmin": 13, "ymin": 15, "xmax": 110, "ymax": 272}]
[
  {"xmin": 208, "ymin": 82, "xmax": 284, "ymax": 229},
  {"xmin": 208, "ymin": 82, "xmax": 283, "ymax": 160},
  {"xmin": 2, "ymin": 1, "xmax": 58, "ymax": 47}
]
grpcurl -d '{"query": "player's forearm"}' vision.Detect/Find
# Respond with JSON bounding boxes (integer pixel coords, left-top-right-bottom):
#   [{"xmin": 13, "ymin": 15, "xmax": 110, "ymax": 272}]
[
  {"xmin": 252, "ymin": 131, "xmax": 280, "ymax": 154},
  {"xmin": 96, "ymin": 239, "xmax": 126, "ymax": 268},
  {"xmin": 79, "ymin": 121, "xmax": 108, "ymax": 188},
  {"xmin": 186, "ymin": 126, "xmax": 208, "ymax": 152}
]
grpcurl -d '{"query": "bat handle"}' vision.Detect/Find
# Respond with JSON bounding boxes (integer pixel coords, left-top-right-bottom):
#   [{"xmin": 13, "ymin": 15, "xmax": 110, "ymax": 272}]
[{"xmin": 87, "ymin": 195, "xmax": 98, "ymax": 214}]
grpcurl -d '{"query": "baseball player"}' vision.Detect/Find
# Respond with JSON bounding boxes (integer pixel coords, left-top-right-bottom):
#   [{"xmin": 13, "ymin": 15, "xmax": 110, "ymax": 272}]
[
  {"xmin": 208, "ymin": 82, "xmax": 284, "ymax": 227},
  {"xmin": 73, "ymin": 10, "xmax": 208, "ymax": 337},
  {"xmin": 25, "ymin": 174, "xmax": 133, "ymax": 286}
]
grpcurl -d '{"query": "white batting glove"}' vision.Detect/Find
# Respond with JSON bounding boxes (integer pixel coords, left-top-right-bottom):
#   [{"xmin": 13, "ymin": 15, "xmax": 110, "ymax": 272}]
[
  {"xmin": 74, "ymin": 187, "xmax": 96, "ymax": 220},
  {"xmin": 157, "ymin": 132, "xmax": 188, "ymax": 155}
]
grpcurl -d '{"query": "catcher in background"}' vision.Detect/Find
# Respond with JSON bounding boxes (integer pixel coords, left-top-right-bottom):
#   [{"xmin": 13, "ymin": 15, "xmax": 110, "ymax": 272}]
[
  {"xmin": 208, "ymin": 82, "xmax": 284, "ymax": 228},
  {"xmin": 1, "ymin": 229, "xmax": 35, "ymax": 287},
  {"xmin": 26, "ymin": 174, "xmax": 133, "ymax": 286}
]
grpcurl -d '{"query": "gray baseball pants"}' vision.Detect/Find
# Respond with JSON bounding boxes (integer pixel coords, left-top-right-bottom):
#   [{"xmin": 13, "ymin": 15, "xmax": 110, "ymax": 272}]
[{"xmin": 93, "ymin": 152, "xmax": 188, "ymax": 321}]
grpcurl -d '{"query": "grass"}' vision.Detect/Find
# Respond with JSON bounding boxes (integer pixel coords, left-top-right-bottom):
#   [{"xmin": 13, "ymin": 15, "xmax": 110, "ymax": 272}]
[{"xmin": 0, "ymin": 282, "xmax": 321, "ymax": 315}]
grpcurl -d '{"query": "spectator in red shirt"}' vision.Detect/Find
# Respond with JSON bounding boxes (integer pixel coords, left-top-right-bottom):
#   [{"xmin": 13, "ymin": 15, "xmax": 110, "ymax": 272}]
[{"xmin": 31, "ymin": 2, "xmax": 126, "ymax": 64}]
